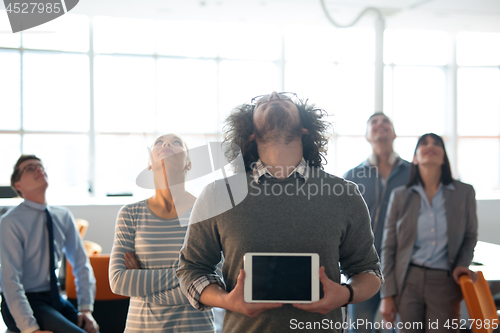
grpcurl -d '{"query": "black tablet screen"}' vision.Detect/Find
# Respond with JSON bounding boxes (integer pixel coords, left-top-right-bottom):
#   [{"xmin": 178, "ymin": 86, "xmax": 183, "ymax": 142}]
[{"xmin": 252, "ymin": 255, "xmax": 311, "ymax": 301}]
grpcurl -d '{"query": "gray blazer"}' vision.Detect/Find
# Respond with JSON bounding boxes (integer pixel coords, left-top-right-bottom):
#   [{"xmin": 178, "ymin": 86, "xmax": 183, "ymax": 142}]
[{"xmin": 380, "ymin": 180, "xmax": 478, "ymax": 299}]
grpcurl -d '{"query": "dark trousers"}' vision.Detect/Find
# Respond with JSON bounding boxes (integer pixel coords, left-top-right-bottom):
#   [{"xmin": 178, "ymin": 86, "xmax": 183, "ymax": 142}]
[{"xmin": 1, "ymin": 292, "xmax": 86, "ymax": 333}]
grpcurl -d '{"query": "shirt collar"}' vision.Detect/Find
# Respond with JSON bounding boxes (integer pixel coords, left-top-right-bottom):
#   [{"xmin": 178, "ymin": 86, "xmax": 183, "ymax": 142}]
[
  {"xmin": 252, "ymin": 157, "xmax": 310, "ymax": 184},
  {"xmin": 410, "ymin": 182, "xmax": 455, "ymax": 193},
  {"xmin": 366, "ymin": 152, "xmax": 400, "ymax": 167},
  {"xmin": 22, "ymin": 199, "xmax": 48, "ymax": 211}
]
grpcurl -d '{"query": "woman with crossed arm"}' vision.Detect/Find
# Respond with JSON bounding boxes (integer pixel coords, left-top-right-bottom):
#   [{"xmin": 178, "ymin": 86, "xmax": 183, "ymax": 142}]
[{"xmin": 109, "ymin": 134, "xmax": 216, "ymax": 332}]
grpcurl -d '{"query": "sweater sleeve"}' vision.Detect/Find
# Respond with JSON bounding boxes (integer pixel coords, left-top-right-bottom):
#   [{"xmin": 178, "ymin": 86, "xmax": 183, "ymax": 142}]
[
  {"xmin": 140, "ymin": 258, "xmax": 224, "ymax": 305},
  {"xmin": 109, "ymin": 206, "xmax": 179, "ymax": 297},
  {"xmin": 176, "ymin": 183, "xmax": 225, "ymax": 310},
  {"xmin": 338, "ymin": 181, "xmax": 382, "ymax": 280}
]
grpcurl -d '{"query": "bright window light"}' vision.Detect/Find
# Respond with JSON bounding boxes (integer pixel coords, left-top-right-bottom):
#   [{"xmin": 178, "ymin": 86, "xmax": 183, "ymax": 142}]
[
  {"xmin": 23, "ymin": 134, "xmax": 89, "ymax": 198},
  {"xmin": 0, "ymin": 10, "xmax": 21, "ymax": 47},
  {"xmin": 0, "ymin": 51, "xmax": 21, "ymax": 130},
  {"xmin": 23, "ymin": 52, "xmax": 90, "ymax": 131},
  {"xmin": 334, "ymin": 64, "xmax": 375, "ymax": 135},
  {"xmin": 393, "ymin": 136, "xmax": 419, "ymax": 164},
  {"xmin": 95, "ymin": 134, "xmax": 151, "ymax": 197},
  {"xmin": 335, "ymin": 137, "xmax": 373, "ymax": 176},
  {"xmin": 384, "ymin": 29, "xmax": 449, "ymax": 66},
  {"xmin": 458, "ymin": 139, "xmax": 500, "ymax": 198},
  {"xmin": 155, "ymin": 20, "xmax": 217, "ymax": 58},
  {"xmin": 457, "ymin": 68, "xmax": 500, "ymax": 136},
  {"xmin": 218, "ymin": 22, "xmax": 281, "ymax": 61},
  {"xmin": 94, "ymin": 55, "xmax": 155, "ymax": 133},
  {"xmin": 2, "ymin": 15, "xmax": 500, "ymax": 199},
  {"xmin": 334, "ymin": 28, "xmax": 375, "ymax": 64},
  {"xmin": 156, "ymin": 58, "xmax": 218, "ymax": 134},
  {"xmin": 390, "ymin": 66, "xmax": 446, "ymax": 136},
  {"xmin": 285, "ymin": 25, "xmax": 336, "ymax": 62},
  {"xmin": 457, "ymin": 32, "xmax": 500, "ymax": 66},
  {"xmin": 0, "ymin": 134, "xmax": 21, "ymax": 186},
  {"xmin": 21, "ymin": 14, "xmax": 89, "ymax": 52},
  {"xmin": 93, "ymin": 16, "xmax": 155, "ymax": 55}
]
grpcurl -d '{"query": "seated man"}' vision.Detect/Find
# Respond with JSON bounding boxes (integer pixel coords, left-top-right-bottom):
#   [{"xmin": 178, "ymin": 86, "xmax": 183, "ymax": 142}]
[{"xmin": 0, "ymin": 155, "xmax": 99, "ymax": 333}]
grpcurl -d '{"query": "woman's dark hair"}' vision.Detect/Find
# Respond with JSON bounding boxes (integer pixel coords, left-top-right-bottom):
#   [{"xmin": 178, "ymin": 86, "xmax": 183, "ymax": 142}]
[
  {"xmin": 222, "ymin": 99, "xmax": 331, "ymax": 173},
  {"xmin": 407, "ymin": 133, "xmax": 453, "ymax": 187}
]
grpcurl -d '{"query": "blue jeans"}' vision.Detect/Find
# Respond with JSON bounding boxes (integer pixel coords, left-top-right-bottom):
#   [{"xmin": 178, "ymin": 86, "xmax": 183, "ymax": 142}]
[
  {"xmin": 348, "ymin": 290, "xmax": 382, "ymax": 333},
  {"xmin": 1, "ymin": 292, "xmax": 86, "ymax": 333}
]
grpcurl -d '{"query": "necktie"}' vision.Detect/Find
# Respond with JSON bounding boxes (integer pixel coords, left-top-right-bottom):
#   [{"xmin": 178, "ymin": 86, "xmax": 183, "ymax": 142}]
[{"xmin": 45, "ymin": 208, "xmax": 62, "ymax": 309}]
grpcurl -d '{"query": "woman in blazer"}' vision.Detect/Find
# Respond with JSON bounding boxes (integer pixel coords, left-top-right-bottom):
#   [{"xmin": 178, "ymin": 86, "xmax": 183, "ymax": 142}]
[{"xmin": 380, "ymin": 133, "xmax": 478, "ymax": 333}]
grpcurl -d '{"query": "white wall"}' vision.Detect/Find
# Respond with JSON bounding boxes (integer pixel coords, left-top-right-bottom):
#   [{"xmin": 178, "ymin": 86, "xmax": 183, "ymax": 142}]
[
  {"xmin": 1, "ymin": 199, "xmax": 499, "ymax": 254},
  {"xmin": 65, "ymin": 204, "xmax": 123, "ymax": 254},
  {"xmin": 476, "ymin": 200, "xmax": 500, "ymax": 245}
]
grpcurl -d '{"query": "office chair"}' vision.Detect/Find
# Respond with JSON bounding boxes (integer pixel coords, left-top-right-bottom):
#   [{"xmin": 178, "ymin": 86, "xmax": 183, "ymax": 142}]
[
  {"xmin": 66, "ymin": 255, "xmax": 129, "ymax": 333},
  {"xmin": 460, "ymin": 271, "xmax": 500, "ymax": 333}
]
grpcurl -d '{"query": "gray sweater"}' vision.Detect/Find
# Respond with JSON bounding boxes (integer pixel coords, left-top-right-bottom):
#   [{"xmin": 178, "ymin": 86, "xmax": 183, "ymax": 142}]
[{"xmin": 177, "ymin": 169, "xmax": 380, "ymax": 333}]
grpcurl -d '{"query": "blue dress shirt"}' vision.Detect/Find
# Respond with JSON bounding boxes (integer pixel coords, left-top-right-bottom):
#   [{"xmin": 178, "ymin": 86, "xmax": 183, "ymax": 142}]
[
  {"xmin": 0, "ymin": 199, "xmax": 95, "ymax": 333},
  {"xmin": 410, "ymin": 183, "xmax": 455, "ymax": 270}
]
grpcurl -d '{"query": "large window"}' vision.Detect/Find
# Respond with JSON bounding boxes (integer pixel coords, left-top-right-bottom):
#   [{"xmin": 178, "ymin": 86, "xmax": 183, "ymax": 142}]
[
  {"xmin": 456, "ymin": 32, "xmax": 500, "ymax": 197},
  {"xmin": 1, "ymin": 12, "xmax": 499, "ymax": 199}
]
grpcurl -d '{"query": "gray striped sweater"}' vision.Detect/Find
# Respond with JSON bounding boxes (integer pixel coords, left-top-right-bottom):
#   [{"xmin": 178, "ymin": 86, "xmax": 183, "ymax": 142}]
[{"xmin": 109, "ymin": 200, "xmax": 216, "ymax": 332}]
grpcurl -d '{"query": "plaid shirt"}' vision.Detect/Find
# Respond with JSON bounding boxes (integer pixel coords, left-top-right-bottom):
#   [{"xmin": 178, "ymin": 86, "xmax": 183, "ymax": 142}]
[
  {"xmin": 185, "ymin": 158, "xmax": 383, "ymax": 310},
  {"xmin": 252, "ymin": 157, "xmax": 309, "ymax": 184}
]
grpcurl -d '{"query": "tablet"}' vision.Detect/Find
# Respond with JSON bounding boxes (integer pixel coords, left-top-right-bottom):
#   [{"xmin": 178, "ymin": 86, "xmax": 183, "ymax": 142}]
[{"xmin": 243, "ymin": 252, "xmax": 320, "ymax": 303}]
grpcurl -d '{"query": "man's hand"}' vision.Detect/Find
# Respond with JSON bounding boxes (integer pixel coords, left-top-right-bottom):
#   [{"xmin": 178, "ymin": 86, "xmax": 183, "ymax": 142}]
[
  {"xmin": 224, "ymin": 269, "xmax": 283, "ymax": 317},
  {"xmin": 124, "ymin": 251, "xmax": 141, "ymax": 269},
  {"xmin": 380, "ymin": 296, "xmax": 397, "ymax": 325},
  {"xmin": 452, "ymin": 266, "xmax": 477, "ymax": 284},
  {"xmin": 77, "ymin": 310, "xmax": 99, "ymax": 333},
  {"xmin": 200, "ymin": 269, "xmax": 282, "ymax": 317},
  {"xmin": 293, "ymin": 266, "xmax": 349, "ymax": 314},
  {"xmin": 33, "ymin": 331, "xmax": 53, "ymax": 333}
]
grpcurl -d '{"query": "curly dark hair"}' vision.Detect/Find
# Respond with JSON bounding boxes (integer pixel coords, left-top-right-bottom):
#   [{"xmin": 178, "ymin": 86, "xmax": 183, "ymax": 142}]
[{"xmin": 222, "ymin": 99, "xmax": 331, "ymax": 173}]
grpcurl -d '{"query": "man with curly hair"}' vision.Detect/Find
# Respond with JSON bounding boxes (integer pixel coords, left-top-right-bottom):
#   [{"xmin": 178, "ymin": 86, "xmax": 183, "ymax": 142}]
[{"xmin": 177, "ymin": 92, "xmax": 382, "ymax": 333}]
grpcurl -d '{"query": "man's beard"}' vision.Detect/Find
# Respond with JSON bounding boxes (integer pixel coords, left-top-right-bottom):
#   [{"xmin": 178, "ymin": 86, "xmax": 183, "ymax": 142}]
[{"xmin": 254, "ymin": 103, "xmax": 302, "ymax": 144}]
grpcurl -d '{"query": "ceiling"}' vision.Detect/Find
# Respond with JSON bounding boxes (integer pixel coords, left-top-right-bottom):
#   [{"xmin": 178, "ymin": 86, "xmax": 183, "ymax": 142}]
[{"xmin": 68, "ymin": 0, "xmax": 500, "ymax": 32}]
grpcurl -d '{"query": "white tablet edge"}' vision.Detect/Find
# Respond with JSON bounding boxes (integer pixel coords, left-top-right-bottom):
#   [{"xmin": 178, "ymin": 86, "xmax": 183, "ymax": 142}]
[
  {"xmin": 243, "ymin": 252, "xmax": 320, "ymax": 304},
  {"xmin": 310, "ymin": 253, "xmax": 320, "ymax": 302}
]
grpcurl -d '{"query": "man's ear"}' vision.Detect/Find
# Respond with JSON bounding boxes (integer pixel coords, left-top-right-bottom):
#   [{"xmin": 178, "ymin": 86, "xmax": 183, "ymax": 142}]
[
  {"xmin": 249, "ymin": 133, "xmax": 256, "ymax": 141},
  {"xmin": 186, "ymin": 161, "xmax": 192, "ymax": 171},
  {"xmin": 301, "ymin": 128, "xmax": 309, "ymax": 135},
  {"xmin": 14, "ymin": 182, "xmax": 22, "ymax": 195}
]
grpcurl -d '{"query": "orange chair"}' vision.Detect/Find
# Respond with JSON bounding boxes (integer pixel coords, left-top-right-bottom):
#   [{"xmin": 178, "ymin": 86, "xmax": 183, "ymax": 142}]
[
  {"xmin": 459, "ymin": 271, "xmax": 500, "ymax": 333},
  {"xmin": 83, "ymin": 240, "xmax": 102, "ymax": 256},
  {"xmin": 66, "ymin": 255, "xmax": 129, "ymax": 333},
  {"xmin": 75, "ymin": 218, "xmax": 89, "ymax": 238}
]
